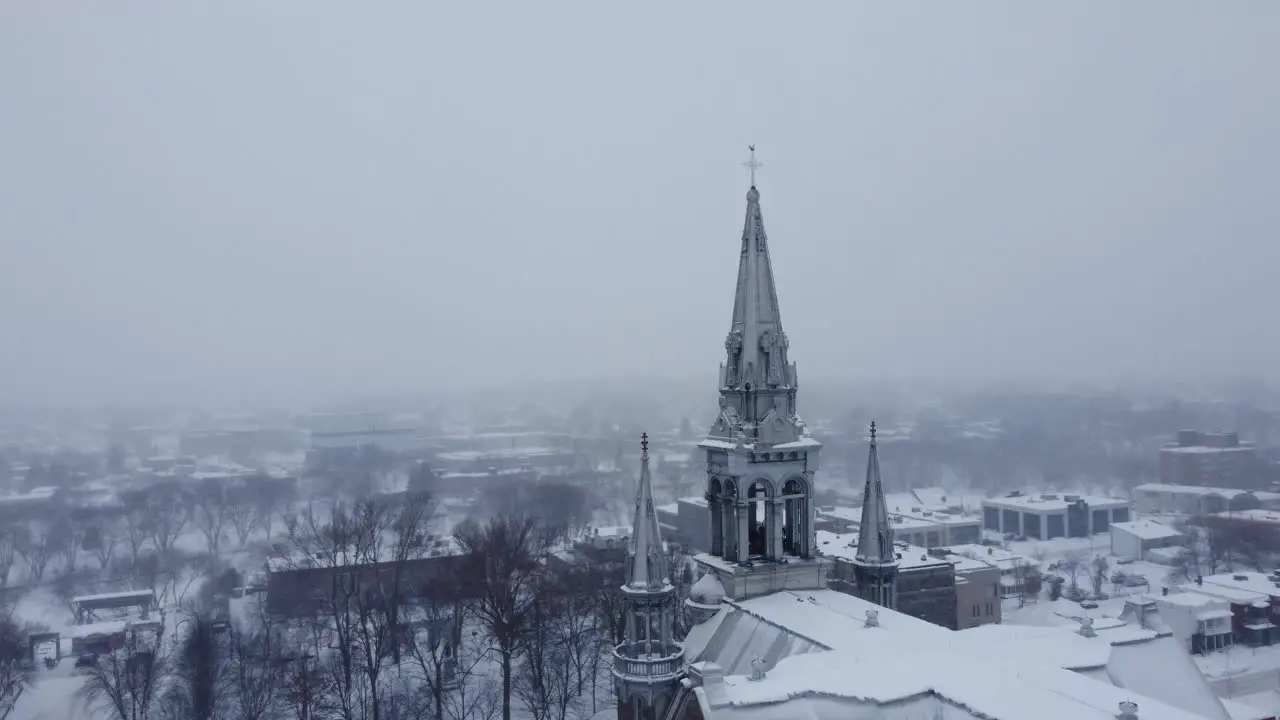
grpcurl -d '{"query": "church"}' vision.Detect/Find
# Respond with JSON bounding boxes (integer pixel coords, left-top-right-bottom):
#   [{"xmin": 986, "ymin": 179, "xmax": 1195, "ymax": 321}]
[{"xmin": 610, "ymin": 161, "xmax": 1235, "ymax": 720}]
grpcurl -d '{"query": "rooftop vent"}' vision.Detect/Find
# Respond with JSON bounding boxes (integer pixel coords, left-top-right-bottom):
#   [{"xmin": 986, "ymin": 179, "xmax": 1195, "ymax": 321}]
[
  {"xmin": 865, "ymin": 609, "xmax": 880, "ymax": 627},
  {"xmin": 1064, "ymin": 494, "xmax": 1081, "ymax": 502},
  {"xmin": 748, "ymin": 657, "xmax": 766, "ymax": 681},
  {"xmin": 1041, "ymin": 494, "xmax": 1059, "ymax": 501},
  {"xmin": 1234, "ymin": 574, "xmax": 1250, "ymax": 581},
  {"xmin": 911, "ymin": 507, "xmax": 922, "ymax": 513},
  {"xmin": 1116, "ymin": 700, "xmax": 1139, "ymax": 720},
  {"xmin": 1077, "ymin": 617, "xmax": 1096, "ymax": 638}
]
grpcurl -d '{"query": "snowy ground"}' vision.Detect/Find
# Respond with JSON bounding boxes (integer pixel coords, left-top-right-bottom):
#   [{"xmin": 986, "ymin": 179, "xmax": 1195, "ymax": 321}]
[{"xmin": 9, "ymin": 663, "xmax": 93, "ymax": 720}]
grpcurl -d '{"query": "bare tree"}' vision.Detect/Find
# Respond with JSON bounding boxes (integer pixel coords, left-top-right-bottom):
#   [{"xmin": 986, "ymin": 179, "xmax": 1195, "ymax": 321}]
[
  {"xmin": 159, "ymin": 613, "xmax": 226, "ymax": 720},
  {"xmin": 228, "ymin": 502, "xmax": 258, "ymax": 549},
  {"xmin": 515, "ymin": 566, "xmax": 599, "ymax": 720},
  {"xmin": 1010, "ymin": 558, "xmax": 1041, "ymax": 606},
  {"xmin": 79, "ymin": 627, "xmax": 169, "ymax": 720},
  {"xmin": 1056, "ymin": 551, "xmax": 1086, "ymax": 595},
  {"xmin": 16, "ymin": 522, "xmax": 57, "ymax": 584},
  {"xmin": 225, "ymin": 611, "xmax": 285, "ymax": 720},
  {"xmin": 55, "ymin": 514, "xmax": 85, "ymax": 574},
  {"xmin": 276, "ymin": 494, "xmax": 434, "ymax": 720},
  {"xmin": 191, "ymin": 482, "xmax": 230, "ymax": 557},
  {"xmin": 1089, "ymin": 555, "xmax": 1109, "ymax": 598},
  {"xmin": 454, "ymin": 514, "xmax": 560, "ymax": 720},
  {"xmin": 406, "ymin": 578, "xmax": 467, "ymax": 720},
  {"xmin": 0, "ymin": 532, "xmax": 16, "ymax": 588},
  {"xmin": 121, "ymin": 510, "xmax": 152, "ymax": 568},
  {"xmin": 92, "ymin": 521, "xmax": 120, "ymax": 574},
  {"xmin": 0, "ymin": 613, "xmax": 34, "ymax": 720},
  {"xmin": 150, "ymin": 495, "xmax": 190, "ymax": 556}
]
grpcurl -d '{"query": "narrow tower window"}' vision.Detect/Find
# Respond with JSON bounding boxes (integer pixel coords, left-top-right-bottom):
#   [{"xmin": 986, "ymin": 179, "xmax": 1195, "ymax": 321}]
[{"xmin": 747, "ymin": 480, "xmax": 770, "ymax": 557}]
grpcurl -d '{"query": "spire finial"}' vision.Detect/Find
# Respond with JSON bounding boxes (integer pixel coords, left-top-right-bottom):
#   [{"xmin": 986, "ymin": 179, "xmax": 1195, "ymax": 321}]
[
  {"xmin": 870, "ymin": 420, "xmax": 877, "ymax": 445},
  {"xmin": 742, "ymin": 145, "xmax": 762, "ymax": 188},
  {"xmin": 641, "ymin": 432, "xmax": 649, "ymax": 457}
]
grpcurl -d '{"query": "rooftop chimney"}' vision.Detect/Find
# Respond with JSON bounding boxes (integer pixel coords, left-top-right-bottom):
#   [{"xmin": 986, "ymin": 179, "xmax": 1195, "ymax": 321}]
[
  {"xmin": 1117, "ymin": 700, "xmax": 1139, "ymax": 719},
  {"xmin": 1077, "ymin": 616, "xmax": 1096, "ymax": 638},
  {"xmin": 748, "ymin": 657, "xmax": 766, "ymax": 681},
  {"xmin": 865, "ymin": 609, "xmax": 880, "ymax": 627}
]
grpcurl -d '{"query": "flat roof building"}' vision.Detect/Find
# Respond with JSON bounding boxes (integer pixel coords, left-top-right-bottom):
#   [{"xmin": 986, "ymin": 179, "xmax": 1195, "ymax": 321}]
[{"xmin": 981, "ymin": 492, "xmax": 1130, "ymax": 541}]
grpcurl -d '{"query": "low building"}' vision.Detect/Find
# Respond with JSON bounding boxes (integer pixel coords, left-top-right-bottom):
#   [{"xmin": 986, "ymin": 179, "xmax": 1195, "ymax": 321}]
[
  {"xmin": 945, "ymin": 543, "xmax": 1041, "ymax": 600},
  {"xmin": 819, "ymin": 531, "xmax": 999, "ymax": 630},
  {"xmin": 981, "ymin": 491, "xmax": 1130, "ymax": 540},
  {"xmin": 658, "ymin": 496, "xmax": 712, "ymax": 553},
  {"xmin": 1153, "ymin": 591, "xmax": 1235, "ymax": 654},
  {"xmin": 265, "ymin": 537, "xmax": 468, "ymax": 618},
  {"xmin": 0, "ymin": 486, "xmax": 61, "ymax": 522},
  {"xmin": 1109, "ymin": 519, "xmax": 1185, "ymax": 561},
  {"xmin": 1131, "ymin": 483, "xmax": 1280, "ymax": 516},
  {"xmin": 816, "ymin": 505, "xmax": 981, "ymax": 548},
  {"xmin": 1180, "ymin": 571, "xmax": 1280, "ymax": 647},
  {"xmin": 431, "ymin": 468, "xmax": 539, "ymax": 498}
]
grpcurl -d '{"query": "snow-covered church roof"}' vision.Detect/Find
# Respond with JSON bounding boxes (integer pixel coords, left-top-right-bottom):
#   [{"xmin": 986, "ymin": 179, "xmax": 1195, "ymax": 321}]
[{"xmin": 678, "ymin": 589, "xmax": 1228, "ymax": 720}]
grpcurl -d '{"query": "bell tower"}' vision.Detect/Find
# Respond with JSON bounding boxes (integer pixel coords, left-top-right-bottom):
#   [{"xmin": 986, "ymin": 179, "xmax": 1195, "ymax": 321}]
[
  {"xmin": 696, "ymin": 149, "xmax": 824, "ymax": 600},
  {"xmin": 613, "ymin": 434, "xmax": 684, "ymax": 720}
]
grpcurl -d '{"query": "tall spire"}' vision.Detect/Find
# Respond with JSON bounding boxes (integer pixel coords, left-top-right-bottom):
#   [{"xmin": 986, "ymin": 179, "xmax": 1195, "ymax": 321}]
[
  {"xmin": 855, "ymin": 421, "xmax": 896, "ymax": 566},
  {"xmin": 710, "ymin": 146, "xmax": 805, "ymax": 448},
  {"xmin": 724, "ymin": 166, "xmax": 789, "ymax": 395},
  {"xmin": 627, "ymin": 433, "xmax": 668, "ymax": 591}
]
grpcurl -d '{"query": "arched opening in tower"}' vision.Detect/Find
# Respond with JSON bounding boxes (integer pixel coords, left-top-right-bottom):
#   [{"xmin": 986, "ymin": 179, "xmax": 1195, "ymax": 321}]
[
  {"xmin": 782, "ymin": 477, "xmax": 805, "ymax": 556},
  {"xmin": 747, "ymin": 480, "xmax": 770, "ymax": 557},
  {"xmin": 722, "ymin": 479, "xmax": 738, "ymax": 560},
  {"xmin": 708, "ymin": 478, "xmax": 723, "ymax": 557}
]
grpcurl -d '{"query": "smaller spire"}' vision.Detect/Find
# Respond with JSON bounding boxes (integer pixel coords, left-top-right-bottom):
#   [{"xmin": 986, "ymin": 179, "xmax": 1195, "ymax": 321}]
[
  {"xmin": 855, "ymin": 419, "xmax": 897, "ymax": 567},
  {"xmin": 626, "ymin": 432, "xmax": 668, "ymax": 591}
]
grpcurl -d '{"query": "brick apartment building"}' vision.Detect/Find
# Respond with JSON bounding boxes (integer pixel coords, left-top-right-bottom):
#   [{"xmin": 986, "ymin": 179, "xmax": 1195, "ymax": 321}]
[{"xmin": 1160, "ymin": 430, "xmax": 1262, "ymax": 489}]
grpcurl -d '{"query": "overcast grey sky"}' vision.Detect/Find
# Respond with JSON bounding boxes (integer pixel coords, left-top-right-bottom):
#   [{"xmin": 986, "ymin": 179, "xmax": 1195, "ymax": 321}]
[{"xmin": 2, "ymin": 2, "xmax": 1277, "ymax": 408}]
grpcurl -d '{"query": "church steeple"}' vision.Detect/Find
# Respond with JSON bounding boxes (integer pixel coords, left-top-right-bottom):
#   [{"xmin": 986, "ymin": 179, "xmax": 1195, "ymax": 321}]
[
  {"xmin": 698, "ymin": 149, "xmax": 824, "ymax": 597},
  {"xmin": 852, "ymin": 421, "xmax": 899, "ymax": 608},
  {"xmin": 707, "ymin": 156, "xmax": 808, "ymax": 448},
  {"xmin": 613, "ymin": 434, "xmax": 684, "ymax": 720},
  {"xmin": 627, "ymin": 434, "xmax": 667, "ymax": 591}
]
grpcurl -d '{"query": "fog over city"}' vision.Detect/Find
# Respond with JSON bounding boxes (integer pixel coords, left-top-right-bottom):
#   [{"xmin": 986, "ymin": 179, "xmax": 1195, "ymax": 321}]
[
  {"xmin": 6, "ymin": 5, "xmax": 1280, "ymax": 720},
  {"xmin": 2, "ymin": 2, "xmax": 1277, "ymax": 408}
]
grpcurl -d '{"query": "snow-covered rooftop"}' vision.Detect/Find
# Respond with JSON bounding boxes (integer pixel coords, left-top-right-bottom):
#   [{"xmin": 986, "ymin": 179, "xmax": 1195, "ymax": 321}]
[
  {"xmin": 1111, "ymin": 518, "xmax": 1184, "ymax": 541},
  {"xmin": 1210, "ymin": 508, "xmax": 1280, "ymax": 524},
  {"xmin": 1199, "ymin": 571, "xmax": 1280, "ymax": 600},
  {"xmin": 1133, "ymin": 483, "xmax": 1280, "ymax": 502},
  {"xmin": 816, "ymin": 530, "xmax": 991, "ymax": 573},
  {"xmin": 690, "ymin": 588, "xmax": 1225, "ymax": 720},
  {"xmin": 944, "ymin": 543, "xmax": 1036, "ymax": 572},
  {"xmin": 983, "ymin": 492, "xmax": 1128, "ymax": 512}
]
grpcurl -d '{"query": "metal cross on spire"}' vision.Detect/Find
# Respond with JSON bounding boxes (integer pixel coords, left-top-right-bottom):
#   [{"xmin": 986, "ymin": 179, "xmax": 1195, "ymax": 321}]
[
  {"xmin": 641, "ymin": 432, "xmax": 649, "ymax": 456},
  {"xmin": 870, "ymin": 420, "xmax": 877, "ymax": 444},
  {"xmin": 742, "ymin": 145, "xmax": 762, "ymax": 187}
]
